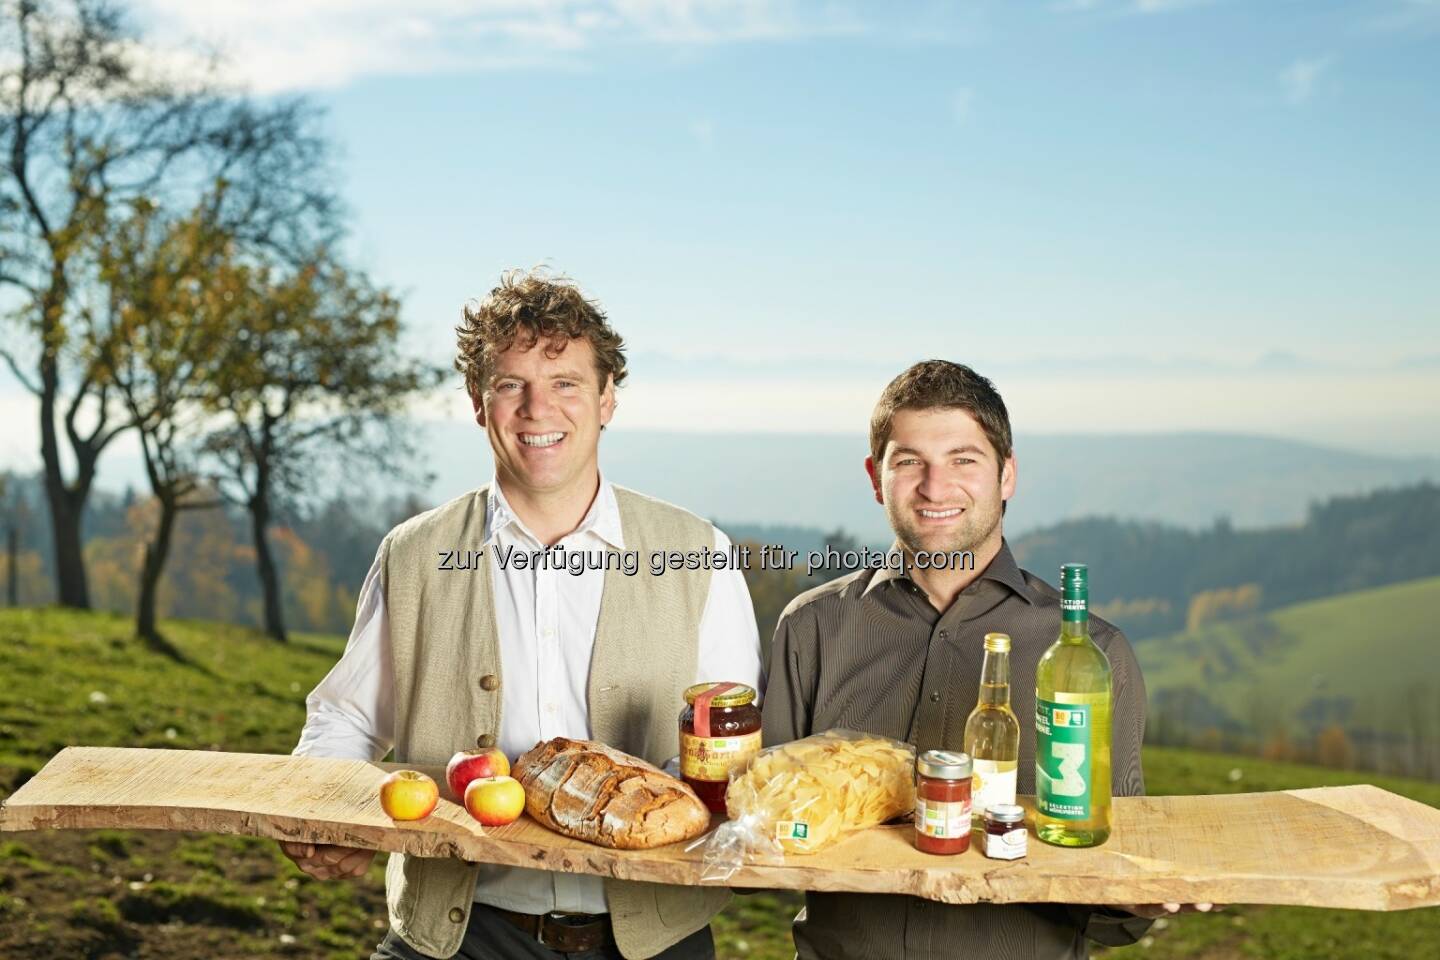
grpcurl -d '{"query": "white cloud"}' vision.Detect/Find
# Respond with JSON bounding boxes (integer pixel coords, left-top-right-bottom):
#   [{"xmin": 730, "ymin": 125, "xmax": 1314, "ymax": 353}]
[
  {"xmin": 1280, "ymin": 56, "xmax": 1332, "ymax": 105},
  {"xmin": 128, "ymin": 0, "xmax": 866, "ymax": 93}
]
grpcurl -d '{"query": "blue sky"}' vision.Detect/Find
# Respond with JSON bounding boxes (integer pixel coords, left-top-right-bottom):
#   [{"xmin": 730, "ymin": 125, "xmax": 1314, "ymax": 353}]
[{"xmin": 3, "ymin": 0, "xmax": 1438, "ymax": 475}]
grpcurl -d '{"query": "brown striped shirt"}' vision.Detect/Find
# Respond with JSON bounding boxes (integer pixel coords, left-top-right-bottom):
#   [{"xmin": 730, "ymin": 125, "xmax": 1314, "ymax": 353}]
[{"xmin": 761, "ymin": 541, "xmax": 1153, "ymax": 960}]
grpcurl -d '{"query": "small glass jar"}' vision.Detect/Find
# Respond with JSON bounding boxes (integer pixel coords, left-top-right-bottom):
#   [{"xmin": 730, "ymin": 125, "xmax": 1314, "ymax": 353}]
[
  {"xmin": 983, "ymin": 803, "xmax": 1028, "ymax": 860},
  {"xmin": 914, "ymin": 750, "xmax": 972, "ymax": 855},
  {"xmin": 678, "ymin": 682, "xmax": 761, "ymax": 814}
]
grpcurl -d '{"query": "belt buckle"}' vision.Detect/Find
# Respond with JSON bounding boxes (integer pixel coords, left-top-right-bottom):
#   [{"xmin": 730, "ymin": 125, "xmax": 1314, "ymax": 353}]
[{"xmin": 539, "ymin": 912, "xmax": 601, "ymax": 953}]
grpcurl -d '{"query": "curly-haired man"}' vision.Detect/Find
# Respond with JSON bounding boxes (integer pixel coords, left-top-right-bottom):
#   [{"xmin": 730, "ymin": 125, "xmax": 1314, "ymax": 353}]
[{"xmin": 284, "ymin": 269, "xmax": 762, "ymax": 960}]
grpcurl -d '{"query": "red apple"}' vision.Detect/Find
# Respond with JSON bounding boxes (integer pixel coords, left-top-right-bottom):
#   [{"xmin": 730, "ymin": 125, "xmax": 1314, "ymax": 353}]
[
  {"xmin": 378, "ymin": 770, "xmax": 439, "ymax": 821},
  {"xmin": 446, "ymin": 748, "xmax": 511, "ymax": 799},
  {"xmin": 463, "ymin": 775, "xmax": 526, "ymax": 827}
]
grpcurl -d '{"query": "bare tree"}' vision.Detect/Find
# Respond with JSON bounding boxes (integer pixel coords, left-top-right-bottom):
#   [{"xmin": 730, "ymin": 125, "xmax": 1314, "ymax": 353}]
[{"xmin": 0, "ymin": 0, "xmax": 338, "ymax": 608}]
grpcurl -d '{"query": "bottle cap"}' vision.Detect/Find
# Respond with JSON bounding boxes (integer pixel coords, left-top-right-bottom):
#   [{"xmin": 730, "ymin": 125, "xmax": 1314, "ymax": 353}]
[
  {"xmin": 917, "ymin": 750, "xmax": 972, "ymax": 779},
  {"xmin": 1061, "ymin": 563, "xmax": 1088, "ymax": 590},
  {"xmin": 983, "ymin": 632, "xmax": 1011, "ymax": 653}
]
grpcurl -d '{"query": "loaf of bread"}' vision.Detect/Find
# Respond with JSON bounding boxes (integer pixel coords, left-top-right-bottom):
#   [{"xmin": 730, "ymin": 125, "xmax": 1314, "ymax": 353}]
[{"xmin": 513, "ymin": 737, "xmax": 711, "ymax": 849}]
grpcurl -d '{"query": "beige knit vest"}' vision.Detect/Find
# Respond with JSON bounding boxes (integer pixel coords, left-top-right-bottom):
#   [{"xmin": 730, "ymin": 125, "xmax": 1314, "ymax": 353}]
[{"xmin": 378, "ymin": 484, "xmax": 731, "ymax": 959}]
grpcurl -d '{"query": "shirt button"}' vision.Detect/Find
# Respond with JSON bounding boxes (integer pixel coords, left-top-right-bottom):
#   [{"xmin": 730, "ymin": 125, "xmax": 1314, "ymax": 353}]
[
  {"xmin": 475, "ymin": 733, "xmax": 496, "ymax": 749},
  {"xmin": 479, "ymin": 674, "xmax": 500, "ymax": 692},
  {"xmin": 938, "ymin": 630, "xmax": 948, "ymax": 640},
  {"xmin": 930, "ymin": 691, "xmax": 941, "ymax": 703},
  {"xmin": 448, "ymin": 906, "xmax": 465, "ymax": 923},
  {"xmin": 545, "ymin": 703, "xmax": 558, "ymax": 715}
]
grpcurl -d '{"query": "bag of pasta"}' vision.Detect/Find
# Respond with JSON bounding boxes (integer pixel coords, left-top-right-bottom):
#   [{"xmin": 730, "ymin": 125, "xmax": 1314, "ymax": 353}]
[{"xmin": 699, "ymin": 730, "xmax": 915, "ymax": 880}]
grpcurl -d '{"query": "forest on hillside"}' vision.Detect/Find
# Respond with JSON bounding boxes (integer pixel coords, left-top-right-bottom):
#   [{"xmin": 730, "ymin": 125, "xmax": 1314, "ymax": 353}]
[{"xmin": 4, "ymin": 473, "xmax": 1437, "ymax": 652}]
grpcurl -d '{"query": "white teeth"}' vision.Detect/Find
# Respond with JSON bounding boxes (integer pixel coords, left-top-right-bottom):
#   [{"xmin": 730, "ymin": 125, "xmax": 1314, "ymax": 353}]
[
  {"xmin": 521, "ymin": 432, "xmax": 565, "ymax": 447},
  {"xmin": 919, "ymin": 508, "xmax": 961, "ymax": 519}
]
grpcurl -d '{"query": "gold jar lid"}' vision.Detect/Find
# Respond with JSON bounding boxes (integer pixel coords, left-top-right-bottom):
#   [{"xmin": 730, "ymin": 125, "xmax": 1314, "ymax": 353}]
[{"xmin": 683, "ymin": 682, "xmax": 756, "ymax": 708}]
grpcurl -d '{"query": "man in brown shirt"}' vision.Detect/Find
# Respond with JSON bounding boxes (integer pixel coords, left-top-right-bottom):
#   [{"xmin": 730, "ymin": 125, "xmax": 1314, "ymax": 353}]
[{"xmin": 761, "ymin": 360, "xmax": 1212, "ymax": 959}]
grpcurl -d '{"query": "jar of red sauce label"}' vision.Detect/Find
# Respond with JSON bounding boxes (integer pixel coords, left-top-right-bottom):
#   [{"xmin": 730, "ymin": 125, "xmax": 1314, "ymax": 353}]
[
  {"xmin": 915, "ymin": 750, "xmax": 973, "ymax": 855},
  {"xmin": 679, "ymin": 682, "xmax": 761, "ymax": 814}
]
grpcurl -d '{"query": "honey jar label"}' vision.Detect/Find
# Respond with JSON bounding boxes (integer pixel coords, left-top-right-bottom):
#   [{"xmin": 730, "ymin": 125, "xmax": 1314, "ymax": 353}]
[
  {"xmin": 681, "ymin": 731, "xmax": 762, "ymax": 782},
  {"xmin": 984, "ymin": 826, "xmax": 1027, "ymax": 860},
  {"xmin": 915, "ymin": 796, "xmax": 971, "ymax": 839}
]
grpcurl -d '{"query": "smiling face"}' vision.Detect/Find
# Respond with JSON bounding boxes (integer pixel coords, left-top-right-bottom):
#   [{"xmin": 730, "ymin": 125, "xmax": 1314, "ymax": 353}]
[
  {"xmin": 866, "ymin": 407, "xmax": 1016, "ymax": 561},
  {"xmin": 474, "ymin": 336, "xmax": 615, "ymax": 502}
]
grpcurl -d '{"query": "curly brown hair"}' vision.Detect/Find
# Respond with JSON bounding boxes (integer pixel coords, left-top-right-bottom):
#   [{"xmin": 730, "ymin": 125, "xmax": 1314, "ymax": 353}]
[
  {"xmin": 455, "ymin": 268, "xmax": 628, "ymax": 402},
  {"xmin": 869, "ymin": 360, "xmax": 1012, "ymax": 471}
]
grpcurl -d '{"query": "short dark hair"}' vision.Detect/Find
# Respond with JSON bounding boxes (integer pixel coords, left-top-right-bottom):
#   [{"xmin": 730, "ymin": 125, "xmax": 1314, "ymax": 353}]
[
  {"xmin": 869, "ymin": 360, "xmax": 1012, "ymax": 469},
  {"xmin": 455, "ymin": 268, "xmax": 627, "ymax": 402}
]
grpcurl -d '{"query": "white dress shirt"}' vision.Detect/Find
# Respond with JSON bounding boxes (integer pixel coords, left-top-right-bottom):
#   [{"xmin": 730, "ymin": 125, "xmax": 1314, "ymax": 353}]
[{"xmin": 293, "ymin": 476, "xmax": 764, "ymax": 915}]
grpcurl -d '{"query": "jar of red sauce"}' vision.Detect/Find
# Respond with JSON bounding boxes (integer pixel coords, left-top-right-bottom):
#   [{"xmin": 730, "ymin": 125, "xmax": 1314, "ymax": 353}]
[
  {"xmin": 915, "ymin": 750, "xmax": 973, "ymax": 855},
  {"xmin": 679, "ymin": 682, "xmax": 761, "ymax": 814}
]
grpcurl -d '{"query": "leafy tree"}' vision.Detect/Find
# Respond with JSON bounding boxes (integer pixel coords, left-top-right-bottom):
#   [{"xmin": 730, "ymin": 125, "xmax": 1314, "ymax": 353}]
[
  {"xmin": 92, "ymin": 195, "xmax": 237, "ymax": 647},
  {"xmin": 200, "ymin": 256, "xmax": 444, "ymax": 642},
  {"xmin": 0, "ymin": 0, "xmax": 337, "ymax": 608}
]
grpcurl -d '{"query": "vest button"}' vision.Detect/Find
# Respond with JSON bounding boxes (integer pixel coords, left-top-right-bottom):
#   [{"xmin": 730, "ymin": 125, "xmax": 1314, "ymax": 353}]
[
  {"xmin": 479, "ymin": 674, "xmax": 500, "ymax": 692},
  {"xmin": 476, "ymin": 734, "xmax": 496, "ymax": 749},
  {"xmin": 448, "ymin": 906, "xmax": 465, "ymax": 923}
]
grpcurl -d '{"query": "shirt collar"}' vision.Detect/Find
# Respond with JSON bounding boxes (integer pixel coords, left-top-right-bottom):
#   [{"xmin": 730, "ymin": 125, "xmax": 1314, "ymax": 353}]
[
  {"xmin": 983, "ymin": 539, "xmax": 1036, "ymax": 605},
  {"xmin": 484, "ymin": 472, "xmax": 626, "ymax": 551},
  {"xmin": 862, "ymin": 538, "xmax": 1035, "ymax": 605}
]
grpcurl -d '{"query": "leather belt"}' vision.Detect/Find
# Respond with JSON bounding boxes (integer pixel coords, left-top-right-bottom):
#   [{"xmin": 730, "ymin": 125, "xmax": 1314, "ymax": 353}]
[{"xmin": 490, "ymin": 906, "xmax": 613, "ymax": 953}]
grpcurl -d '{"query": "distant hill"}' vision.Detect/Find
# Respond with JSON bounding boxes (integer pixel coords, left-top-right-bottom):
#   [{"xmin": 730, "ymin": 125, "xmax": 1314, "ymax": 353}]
[
  {"xmin": 410, "ymin": 425, "xmax": 1439, "ymax": 543},
  {"xmin": 1011, "ymin": 483, "xmax": 1440, "ymax": 638},
  {"xmin": 1139, "ymin": 576, "xmax": 1440, "ymax": 780},
  {"xmin": 44, "ymin": 425, "xmax": 1440, "ymax": 544}
]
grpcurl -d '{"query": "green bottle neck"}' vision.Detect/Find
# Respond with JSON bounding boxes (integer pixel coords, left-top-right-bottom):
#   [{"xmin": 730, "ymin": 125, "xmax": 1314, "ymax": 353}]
[{"xmin": 1060, "ymin": 617, "xmax": 1090, "ymax": 640}]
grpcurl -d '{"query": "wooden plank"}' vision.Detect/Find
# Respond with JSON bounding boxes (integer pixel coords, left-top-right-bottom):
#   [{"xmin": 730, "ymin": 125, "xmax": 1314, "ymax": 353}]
[{"xmin": 3, "ymin": 746, "xmax": 1438, "ymax": 911}]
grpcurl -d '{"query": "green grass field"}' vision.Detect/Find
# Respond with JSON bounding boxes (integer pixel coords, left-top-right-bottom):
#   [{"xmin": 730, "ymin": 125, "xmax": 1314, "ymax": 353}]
[
  {"xmin": 2, "ymin": 607, "xmax": 1438, "ymax": 959},
  {"xmin": 1138, "ymin": 576, "xmax": 1440, "ymax": 748}
]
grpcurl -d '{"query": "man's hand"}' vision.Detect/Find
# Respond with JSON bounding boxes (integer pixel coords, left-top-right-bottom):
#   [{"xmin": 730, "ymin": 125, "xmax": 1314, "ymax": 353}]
[
  {"xmin": 278, "ymin": 841, "xmax": 376, "ymax": 880},
  {"xmin": 1115, "ymin": 902, "xmax": 1222, "ymax": 920}
]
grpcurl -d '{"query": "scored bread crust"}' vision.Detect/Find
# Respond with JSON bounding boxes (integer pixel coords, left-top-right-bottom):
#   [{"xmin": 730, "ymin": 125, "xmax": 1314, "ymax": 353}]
[{"xmin": 513, "ymin": 737, "xmax": 712, "ymax": 849}]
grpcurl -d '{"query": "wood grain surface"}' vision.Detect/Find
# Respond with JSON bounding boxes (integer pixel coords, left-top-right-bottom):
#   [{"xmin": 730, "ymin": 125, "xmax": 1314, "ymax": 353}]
[{"xmin": 3, "ymin": 746, "xmax": 1438, "ymax": 910}]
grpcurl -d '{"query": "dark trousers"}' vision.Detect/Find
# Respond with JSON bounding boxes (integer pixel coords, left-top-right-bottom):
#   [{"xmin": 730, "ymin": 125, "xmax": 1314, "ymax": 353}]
[{"xmin": 370, "ymin": 902, "xmax": 716, "ymax": 960}]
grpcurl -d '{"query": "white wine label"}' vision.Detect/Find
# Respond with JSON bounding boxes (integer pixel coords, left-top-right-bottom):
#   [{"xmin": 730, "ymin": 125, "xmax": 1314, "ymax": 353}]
[
  {"xmin": 1036, "ymin": 698, "xmax": 1092, "ymax": 819},
  {"xmin": 971, "ymin": 760, "xmax": 1017, "ymax": 817}
]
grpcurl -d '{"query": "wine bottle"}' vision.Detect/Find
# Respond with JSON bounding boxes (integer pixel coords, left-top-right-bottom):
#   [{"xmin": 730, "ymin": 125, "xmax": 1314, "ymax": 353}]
[
  {"xmin": 1035, "ymin": 563, "xmax": 1113, "ymax": 847},
  {"xmin": 964, "ymin": 632, "xmax": 1019, "ymax": 824}
]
